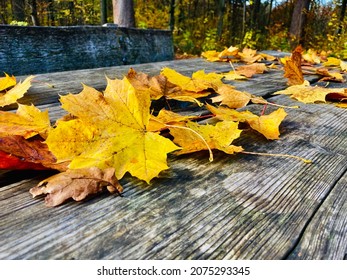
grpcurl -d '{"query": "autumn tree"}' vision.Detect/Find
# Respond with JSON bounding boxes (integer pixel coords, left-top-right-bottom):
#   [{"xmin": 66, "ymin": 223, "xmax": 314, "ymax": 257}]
[
  {"xmin": 112, "ymin": 0, "xmax": 135, "ymax": 27},
  {"xmin": 289, "ymin": 0, "xmax": 312, "ymax": 48}
]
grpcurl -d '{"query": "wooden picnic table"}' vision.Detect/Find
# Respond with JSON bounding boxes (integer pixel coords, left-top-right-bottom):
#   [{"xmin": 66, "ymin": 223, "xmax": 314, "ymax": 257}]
[{"xmin": 0, "ymin": 56, "xmax": 346, "ymax": 260}]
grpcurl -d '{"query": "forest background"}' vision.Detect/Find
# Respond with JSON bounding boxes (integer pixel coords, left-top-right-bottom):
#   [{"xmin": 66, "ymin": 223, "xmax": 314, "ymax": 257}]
[{"xmin": 1, "ymin": 0, "xmax": 347, "ymax": 58}]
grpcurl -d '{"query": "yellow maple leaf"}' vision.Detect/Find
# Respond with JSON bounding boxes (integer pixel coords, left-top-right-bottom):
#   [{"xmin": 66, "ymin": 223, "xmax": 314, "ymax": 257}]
[
  {"xmin": 218, "ymin": 46, "xmax": 239, "ymax": 60},
  {"xmin": 222, "ymin": 70, "xmax": 248, "ymax": 81},
  {"xmin": 0, "ymin": 75, "xmax": 34, "ymax": 107},
  {"xmin": 274, "ymin": 82, "xmax": 347, "ymax": 104},
  {"xmin": 201, "ymin": 50, "xmax": 222, "ymax": 62},
  {"xmin": 206, "ymin": 105, "xmax": 287, "ymax": 140},
  {"xmin": 161, "ymin": 67, "xmax": 215, "ymax": 93},
  {"xmin": 0, "ymin": 73, "xmax": 16, "ymax": 91},
  {"xmin": 159, "ymin": 68, "xmax": 221, "ymax": 105},
  {"xmin": 247, "ymin": 108, "xmax": 287, "ymax": 140},
  {"xmin": 45, "ymin": 79, "xmax": 180, "ymax": 184},
  {"xmin": 238, "ymin": 47, "xmax": 263, "ymax": 64},
  {"xmin": 0, "ymin": 104, "xmax": 51, "ymax": 139},
  {"xmin": 323, "ymin": 57, "xmax": 341, "ymax": 67},
  {"xmin": 259, "ymin": 53, "xmax": 276, "ymax": 61},
  {"xmin": 169, "ymin": 121, "xmax": 243, "ymax": 159}
]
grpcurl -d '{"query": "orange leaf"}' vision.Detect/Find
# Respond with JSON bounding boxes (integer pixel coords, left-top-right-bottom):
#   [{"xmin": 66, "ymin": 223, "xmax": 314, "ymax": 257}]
[{"xmin": 283, "ymin": 46, "xmax": 304, "ymax": 85}]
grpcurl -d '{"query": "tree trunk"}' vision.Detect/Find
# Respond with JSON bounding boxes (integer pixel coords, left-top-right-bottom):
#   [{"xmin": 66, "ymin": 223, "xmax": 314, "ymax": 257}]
[
  {"xmin": 100, "ymin": 0, "xmax": 107, "ymax": 24},
  {"xmin": 11, "ymin": 0, "xmax": 26, "ymax": 21},
  {"xmin": 338, "ymin": 0, "xmax": 347, "ymax": 34},
  {"xmin": 28, "ymin": 0, "xmax": 40, "ymax": 26},
  {"xmin": 289, "ymin": 0, "xmax": 311, "ymax": 48},
  {"xmin": 217, "ymin": 0, "xmax": 225, "ymax": 39},
  {"xmin": 112, "ymin": 0, "xmax": 135, "ymax": 27}
]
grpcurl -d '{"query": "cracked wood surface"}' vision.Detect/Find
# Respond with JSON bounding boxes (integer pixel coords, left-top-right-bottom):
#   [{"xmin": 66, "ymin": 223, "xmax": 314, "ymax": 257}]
[{"xmin": 0, "ymin": 57, "xmax": 346, "ymax": 259}]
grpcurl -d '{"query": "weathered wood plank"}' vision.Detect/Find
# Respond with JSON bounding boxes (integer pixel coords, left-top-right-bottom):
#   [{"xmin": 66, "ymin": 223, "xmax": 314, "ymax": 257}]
[
  {"xmin": 0, "ymin": 93, "xmax": 346, "ymax": 259},
  {"xmin": 287, "ymin": 171, "xmax": 347, "ymax": 260},
  {"xmin": 0, "ymin": 25, "xmax": 174, "ymax": 76}
]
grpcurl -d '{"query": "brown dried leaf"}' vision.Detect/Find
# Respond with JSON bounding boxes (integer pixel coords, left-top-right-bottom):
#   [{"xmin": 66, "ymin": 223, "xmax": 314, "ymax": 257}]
[
  {"xmin": 235, "ymin": 63, "xmax": 267, "ymax": 78},
  {"xmin": 283, "ymin": 45, "xmax": 304, "ymax": 85},
  {"xmin": 126, "ymin": 68, "xmax": 177, "ymax": 100},
  {"xmin": 30, "ymin": 167, "xmax": 122, "ymax": 207}
]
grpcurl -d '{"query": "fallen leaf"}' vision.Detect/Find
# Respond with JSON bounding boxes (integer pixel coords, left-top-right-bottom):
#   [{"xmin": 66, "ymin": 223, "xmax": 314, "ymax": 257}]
[
  {"xmin": 201, "ymin": 50, "xmax": 223, "ymax": 62},
  {"xmin": 0, "ymin": 150, "xmax": 49, "ymax": 170},
  {"xmin": 283, "ymin": 46, "xmax": 304, "ymax": 85},
  {"xmin": 235, "ymin": 63, "xmax": 267, "ymax": 78},
  {"xmin": 206, "ymin": 104, "xmax": 287, "ymax": 140},
  {"xmin": 30, "ymin": 167, "xmax": 122, "ymax": 207},
  {"xmin": 238, "ymin": 47, "xmax": 263, "ymax": 64},
  {"xmin": 148, "ymin": 109, "xmax": 198, "ymax": 132},
  {"xmin": 323, "ymin": 57, "xmax": 341, "ymax": 67},
  {"xmin": 218, "ymin": 46, "xmax": 239, "ymax": 60},
  {"xmin": 259, "ymin": 53, "xmax": 276, "ymax": 61},
  {"xmin": 246, "ymin": 108, "xmax": 287, "ymax": 140},
  {"xmin": 126, "ymin": 68, "xmax": 176, "ymax": 100},
  {"xmin": 0, "ymin": 73, "xmax": 16, "ymax": 91},
  {"xmin": 0, "ymin": 75, "xmax": 34, "ymax": 107},
  {"xmin": 222, "ymin": 70, "xmax": 248, "ymax": 81},
  {"xmin": 45, "ymin": 79, "xmax": 179, "ymax": 183},
  {"xmin": 316, "ymin": 68, "xmax": 345, "ymax": 82},
  {"xmin": 211, "ymin": 84, "xmax": 252, "ymax": 108},
  {"xmin": 211, "ymin": 84, "xmax": 267, "ymax": 109},
  {"xmin": 161, "ymin": 67, "xmax": 215, "ymax": 93},
  {"xmin": 274, "ymin": 82, "xmax": 347, "ymax": 103},
  {"xmin": 0, "ymin": 104, "xmax": 51, "ymax": 139},
  {"xmin": 0, "ymin": 135, "xmax": 68, "ymax": 171},
  {"xmin": 340, "ymin": 60, "xmax": 347, "ymax": 71},
  {"xmin": 169, "ymin": 121, "xmax": 243, "ymax": 158},
  {"xmin": 302, "ymin": 49, "xmax": 321, "ymax": 64}
]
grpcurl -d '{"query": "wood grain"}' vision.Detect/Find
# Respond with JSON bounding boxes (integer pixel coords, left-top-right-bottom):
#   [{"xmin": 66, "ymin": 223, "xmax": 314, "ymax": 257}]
[{"xmin": 0, "ymin": 58, "xmax": 346, "ymax": 260}]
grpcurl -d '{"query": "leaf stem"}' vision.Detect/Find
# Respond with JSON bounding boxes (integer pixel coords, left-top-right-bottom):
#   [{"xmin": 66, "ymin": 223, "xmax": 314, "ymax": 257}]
[
  {"xmin": 240, "ymin": 150, "xmax": 312, "ymax": 164},
  {"xmin": 266, "ymin": 101, "xmax": 299, "ymax": 109},
  {"xmin": 166, "ymin": 124, "xmax": 214, "ymax": 162}
]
